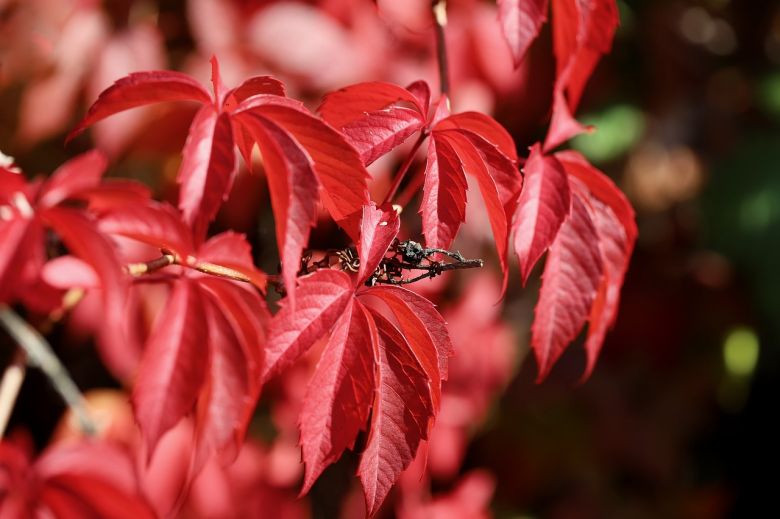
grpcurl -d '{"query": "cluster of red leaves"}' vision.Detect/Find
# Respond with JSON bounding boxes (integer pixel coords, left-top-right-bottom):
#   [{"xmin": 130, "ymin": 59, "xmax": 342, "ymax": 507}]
[
  {"xmin": 0, "ymin": 0, "xmax": 635, "ymax": 516},
  {"xmin": 0, "ymin": 436, "xmax": 155, "ymax": 518}
]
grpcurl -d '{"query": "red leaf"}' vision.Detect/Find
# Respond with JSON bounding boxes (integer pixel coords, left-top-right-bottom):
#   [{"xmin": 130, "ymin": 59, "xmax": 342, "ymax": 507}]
[
  {"xmin": 434, "ymin": 112, "xmax": 518, "ymax": 161},
  {"xmin": 0, "ymin": 217, "xmax": 40, "ymax": 304},
  {"xmin": 223, "ymin": 76, "xmax": 286, "ymax": 111},
  {"xmin": 358, "ymin": 310, "xmax": 433, "ymax": 517},
  {"xmin": 512, "ymin": 143, "xmax": 570, "ymax": 284},
  {"xmin": 75, "ymin": 180, "xmax": 152, "ymax": 213},
  {"xmin": 0, "ymin": 168, "xmax": 26, "ymax": 201},
  {"xmin": 545, "ymin": 0, "xmax": 619, "ymax": 150},
  {"xmin": 41, "ymin": 208, "xmax": 130, "ymax": 377},
  {"xmin": 420, "ymin": 136, "xmax": 468, "ymax": 250},
  {"xmin": 497, "ymin": 0, "xmax": 549, "ymax": 66},
  {"xmin": 262, "ymin": 270, "xmax": 354, "ymax": 381},
  {"xmin": 238, "ymin": 102, "xmax": 370, "ymax": 229},
  {"xmin": 557, "ymin": 154, "xmax": 636, "ymax": 379},
  {"xmin": 318, "ymin": 82, "xmax": 427, "ymax": 129},
  {"xmin": 132, "ymin": 279, "xmax": 209, "ymax": 456},
  {"xmin": 235, "ymin": 111, "xmax": 319, "ymax": 300},
  {"xmin": 195, "ymin": 296, "xmax": 253, "ymax": 465},
  {"xmin": 298, "ymin": 298, "xmax": 374, "ymax": 494},
  {"xmin": 66, "ymin": 71, "xmax": 212, "ymax": 143},
  {"xmin": 36, "ymin": 441, "xmax": 155, "ymax": 519},
  {"xmin": 36, "ymin": 150, "xmax": 108, "ymax": 209},
  {"xmin": 435, "ymin": 128, "xmax": 520, "ymax": 288},
  {"xmin": 361, "ymin": 285, "xmax": 453, "ymax": 380},
  {"xmin": 41, "ymin": 256, "xmax": 98, "ymax": 290},
  {"xmin": 319, "ymin": 82, "xmax": 428, "ymax": 166},
  {"xmin": 359, "ymin": 288, "xmax": 442, "ymax": 412},
  {"xmin": 357, "ymin": 204, "xmax": 400, "ymax": 285},
  {"xmin": 531, "ymin": 191, "xmax": 602, "ymax": 381},
  {"xmin": 98, "ymin": 201, "xmax": 194, "ymax": 259},
  {"xmin": 178, "ymin": 106, "xmax": 236, "ymax": 239},
  {"xmin": 198, "ymin": 277, "xmax": 268, "ymax": 391}
]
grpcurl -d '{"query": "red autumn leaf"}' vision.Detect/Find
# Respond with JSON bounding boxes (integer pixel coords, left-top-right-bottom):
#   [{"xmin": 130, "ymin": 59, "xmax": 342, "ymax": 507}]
[
  {"xmin": 318, "ymin": 82, "xmax": 522, "ymax": 282},
  {"xmin": 318, "ymin": 81, "xmax": 429, "ymax": 166},
  {"xmin": 263, "ymin": 207, "xmax": 448, "ymax": 514},
  {"xmin": 262, "ymin": 269, "xmax": 355, "ymax": 381},
  {"xmin": 132, "ymin": 279, "xmax": 209, "ymax": 455},
  {"xmin": 512, "ymin": 143, "xmax": 570, "ymax": 284},
  {"xmin": 358, "ymin": 309, "xmax": 434, "ymax": 517},
  {"xmin": 193, "ymin": 293, "xmax": 254, "ymax": 467},
  {"xmin": 0, "ymin": 152, "xmax": 142, "ymax": 375},
  {"xmin": 356, "ymin": 204, "xmax": 400, "ymax": 285},
  {"xmin": 298, "ymin": 297, "xmax": 375, "ymax": 494},
  {"xmin": 178, "ymin": 107, "xmax": 236, "ymax": 238},
  {"xmin": 556, "ymin": 151, "xmax": 636, "ymax": 379},
  {"xmin": 497, "ymin": 0, "xmax": 549, "ymax": 67},
  {"xmin": 545, "ymin": 0, "xmax": 619, "ymax": 150},
  {"xmin": 100, "ymin": 201, "xmax": 269, "ymax": 456},
  {"xmin": 36, "ymin": 149, "xmax": 108, "ymax": 208},
  {"xmin": 0, "ymin": 439, "xmax": 155, "ymax": 519},
  {"xmin": 531, "ymin": 189, "xmax": 603, "ymax": 381},
  {"xmin": 420, "ymin": 134, "xmax": 468, "ymax": 251},
  {"xmin": 69, "ymin": 57, "xmax": 367, "ymax": 297},
  {"xmin": 423, "ymin": 103, "xmax": 522, "ymax": 285}
]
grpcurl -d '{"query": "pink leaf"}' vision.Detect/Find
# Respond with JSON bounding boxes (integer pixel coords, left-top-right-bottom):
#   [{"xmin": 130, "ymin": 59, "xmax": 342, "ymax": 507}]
[
  {"xmin": 497, "ymin": 0, "xmax": 549, "ymax": 67},
  {"xmin": 299, "ymin": 298, "xmax": 374, "ymax": 494},
  {"xmin": 132, "ymin": 279, "xmax": 209, "ymax": 456},
  {"xmin": 512, "ymin": 143, "xmax": 570, "ymax": 284},
  {"xmin": 37, "ymin": 150, "xmax": 108, "ymax": 209},
  {"xmin": 262, "ymin": 270, "xmax": 354, "ymax": 381},
  {"xmin": 357, "ymin": 205, "xmax": 400, "ymax": 285},
  {"xmin": 41, "ymin": 256, "xmax": 99, "ymax": 290},
  {"xmin": 359, "ymin": 310, "xmax": 433, "ymax": 517},
  {"xmin": 98, "ymin": 201, "xmax": 194, "ymax": 259},
  {"xmin": 41, "ymin": 208, "xmax": 130, "ymax": 378},
  {"xmin": 531, "ymin": 191, "xmax": 602, "ymax": 381},
  {"xmin": 178, "ymin": 106, "xmax": 236, "ymax": 240},
  {"xmin": 67, "ymin": 71, "xmax": 212, "ymax": 143}
]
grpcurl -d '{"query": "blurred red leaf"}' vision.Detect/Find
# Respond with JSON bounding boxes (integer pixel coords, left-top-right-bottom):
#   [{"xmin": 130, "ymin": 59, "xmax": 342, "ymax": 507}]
[{"xmin": 497, "ymin": 0, "xmax": 549, "ymax": 67}]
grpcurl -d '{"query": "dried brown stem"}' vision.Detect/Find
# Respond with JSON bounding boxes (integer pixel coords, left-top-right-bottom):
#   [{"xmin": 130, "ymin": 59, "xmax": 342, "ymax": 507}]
[{"xmin": 432, "ymin": 0, "xmax": 450, "ymax": 97}]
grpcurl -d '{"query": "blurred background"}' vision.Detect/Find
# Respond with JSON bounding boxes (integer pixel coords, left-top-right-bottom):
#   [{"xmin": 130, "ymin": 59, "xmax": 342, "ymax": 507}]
[{"xmin": 1, "ymin": 0, "xmax": 778, "ymax": 517}]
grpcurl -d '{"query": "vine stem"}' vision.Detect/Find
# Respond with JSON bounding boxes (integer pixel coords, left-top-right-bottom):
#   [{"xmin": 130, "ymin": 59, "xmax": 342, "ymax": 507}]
[
  {"xmin": 0, "ymin": 306, "xmax": 96, "ymax": 436},
  {"xmin": 126, "ymin": 254, "xmax": 260, "ymax": 288},
  {"xmin": 0, "ymin": 350, "xmax": 26, "ymax": 437},
  {"xmin": 432, "ymin": 0, "xmax": 450, "ymax": 97},
  {"xmin": 382, "ymin": 133, "xmax": 427, "ymax": 206}
]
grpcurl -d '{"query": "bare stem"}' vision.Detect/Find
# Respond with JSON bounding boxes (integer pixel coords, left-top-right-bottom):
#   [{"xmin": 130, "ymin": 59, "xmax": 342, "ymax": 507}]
[
  {"xmin": 0, "ymin": 350, "xmax": 26, "ymax": 437},
  {"xmin": 432, "ymin": 0, "xmax": 450, "ymax": 97},
  {"xmin": 382, "ymin": 133, "xmax": 427, "ymax": 206},
  {"xmin": 126, "ymin": 254, "xmax": 175, "ymax": 276},
  {"xmin": 0, "ymin": 306, "xmax": 96, "ymax": 436},
  {"xmin": 127, "ymin": 254, "xmax": 264, "ymax": 290}
]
